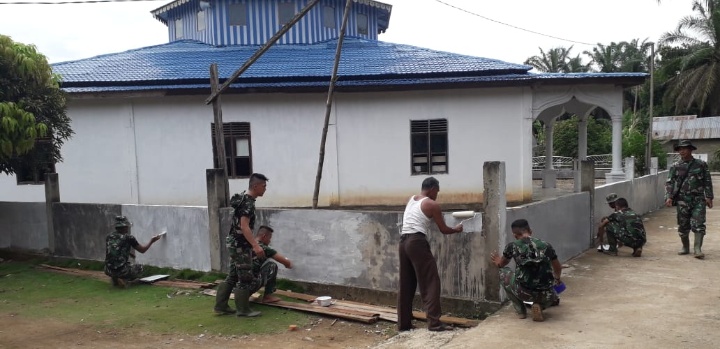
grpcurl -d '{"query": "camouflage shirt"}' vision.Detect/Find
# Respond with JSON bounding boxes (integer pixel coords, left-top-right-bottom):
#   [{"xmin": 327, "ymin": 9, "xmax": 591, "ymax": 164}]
[
  {"xmin": 252, "ymin": 242, "xmax": 277, "ymax": 272},
  {"xmin": 502, "ymin": 237, "xmax": 557, "ymax": 291},
  {"xmin": 227, "ymin": 192, "xmax": 257, "ymax": 251},
  {"xmin": 105, "ymin": 230, "xmax": 139, "ymax": 271},
  {"xmin": 665, "ymin": 157, "xmax": 714, "ymax": 200},
  {"xmin": 608, "ymin": 208, "xmax": 647, "ymax": 242}
]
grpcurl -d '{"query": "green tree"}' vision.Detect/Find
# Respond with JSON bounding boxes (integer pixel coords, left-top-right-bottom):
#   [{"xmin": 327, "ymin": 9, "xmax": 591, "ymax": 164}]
[
  {"xmin": 0, "ymin": 35, "xmax": 72, "ymax": 177},
  {"xmin": 524, "ymin": 46, "xmax": 590, "ymax": 73},
  {"xmin": 659, "ymin": 0, "xmax": 720, "ymax": 115},
  {"xmin": 552, "ymin": 115, "xmax": 612, "ymax": 158}
]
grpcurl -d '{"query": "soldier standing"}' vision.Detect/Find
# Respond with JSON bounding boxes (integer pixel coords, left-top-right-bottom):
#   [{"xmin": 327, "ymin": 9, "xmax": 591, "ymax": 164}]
[
  {"xmin": 214, "ymin": 173, "xmax": 269, "ymax": 317},
  {"xmin": 665, "ymin": 140, "xmax": 714, "ymax": 259}
]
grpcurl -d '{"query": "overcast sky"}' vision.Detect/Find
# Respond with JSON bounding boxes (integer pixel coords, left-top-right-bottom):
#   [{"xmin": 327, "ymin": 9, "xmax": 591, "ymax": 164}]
[{"xmin": 0, "ymin": 0, "xmax": 694, "ymax": 65}]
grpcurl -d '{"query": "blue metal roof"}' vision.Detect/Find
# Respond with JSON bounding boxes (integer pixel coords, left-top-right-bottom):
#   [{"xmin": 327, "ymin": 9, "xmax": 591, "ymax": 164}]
[{"xmin": 52, "ymin": 38, "xmax": 646, "ymax": 93}]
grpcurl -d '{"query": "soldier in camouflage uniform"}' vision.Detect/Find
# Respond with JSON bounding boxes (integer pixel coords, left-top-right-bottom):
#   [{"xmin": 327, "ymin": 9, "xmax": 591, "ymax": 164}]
[
  {"xmin": 490, "ymin": 219, "xmax": 562, "ymax": 322},
  {"xmin": 665, "ymin": 140, "xmax": 714, "ymax": 259},
  {"xmin": 104, "ymin": 216, "xmax": 163, "ymax": 287},
  {"xmin": 251, "ymin": 225, "xmax": 293, "ymax": 304},
  {"xmin": 214, "ymin": 173, "xmax": 269, "ymax": 317},
  {"xmin": 597, "ymin": 198, "xmax": 647, "ymax": 257}
]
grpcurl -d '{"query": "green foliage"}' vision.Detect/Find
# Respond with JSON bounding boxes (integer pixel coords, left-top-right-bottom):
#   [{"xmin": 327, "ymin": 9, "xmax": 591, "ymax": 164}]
[
  {"xmin": 621, "ymin": 111, "xmax": 668, "ymax": 175},
  {"xmin": 659, "ymin": 0, "xmax": 720, "ymax": 115},
  {"xmin": 0, "ymin": 34, "xmax": 72, "ymax": 175},
  {"xmin": 524, "ymin": 46, "xmax": 590, "ymax": 73},
  {"xmin": 0, "ymin": 261, "xmax": 308, "ymax": 336},
  {"xmin": 551, "ymin": 115, "xmax": 612, "ymax": 158}
]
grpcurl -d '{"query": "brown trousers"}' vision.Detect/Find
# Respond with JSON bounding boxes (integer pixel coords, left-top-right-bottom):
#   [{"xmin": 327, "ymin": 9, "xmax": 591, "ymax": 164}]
[{"xmin": 397, "ymin": 233, "xmax": 442, "ymax": 330}]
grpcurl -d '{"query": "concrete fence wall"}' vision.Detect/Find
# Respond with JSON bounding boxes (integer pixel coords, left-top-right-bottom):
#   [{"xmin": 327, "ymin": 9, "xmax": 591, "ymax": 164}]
[
  {"xmin": 0, "ymin": 201, "xmax": 48, "ymax": 251},
  {"xmin": 507, "ymin": 192, "xmax": 592, "ymax": 262},
  {"xmin": 48, "ymin": 203, "xmax": 211, "ymax": 271},
  {"xmin": 219, "ymin": 208, "xmax": 486, "ymax": 300}
]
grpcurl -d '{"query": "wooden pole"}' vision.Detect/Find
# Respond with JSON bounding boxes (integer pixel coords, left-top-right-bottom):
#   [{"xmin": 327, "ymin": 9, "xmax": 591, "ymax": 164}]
[
  {"xmin": 645, "ymin": 43, "xmax": 655, "ymax": 174},
  {"xmin": 205, "ymin": 0, "xmax": 320, "ymax": 105},
  {"xmin": 210, "ymin": 63, "xmax": 229, "ymax": 206},
  {"xmin": 312, "ymin": 0, "xmax": 353, "ymax": 209}
]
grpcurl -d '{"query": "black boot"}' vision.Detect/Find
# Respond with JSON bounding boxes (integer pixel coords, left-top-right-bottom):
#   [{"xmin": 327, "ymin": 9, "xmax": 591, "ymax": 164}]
[
  {"xmin": 235, "ymin": 288, "xmax": 261, "ymax": 317},
  {"xmin": 213, "ymin": 282, "xmax": 235, "ymax": 315},
  {"xmin": 678, "ymin": 234, "xmax": 690, "ymax": 255}
]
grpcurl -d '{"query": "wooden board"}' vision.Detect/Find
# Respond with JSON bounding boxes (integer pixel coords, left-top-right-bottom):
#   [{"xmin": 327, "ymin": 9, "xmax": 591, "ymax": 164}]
[
  {"xmin": 39, "ymin": 265, "xmax": 216, "ymax": 289},
  {"xmin": 201, "ymin": 289, "xmax": 378, "ymax": 324}
]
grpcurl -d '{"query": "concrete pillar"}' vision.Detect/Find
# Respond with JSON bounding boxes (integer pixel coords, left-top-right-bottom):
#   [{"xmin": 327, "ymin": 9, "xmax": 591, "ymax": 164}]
[
  {"xmin": 542, "ymin": 122, "xmax": 557, "ymax": 188},
  {"xmin": 579, "ymin": 161, "xmax": 596, "ymax": 246},
  {"xmin": 666, "ymin": 154, "xmax": 675, "ymax": 170},
  {"xmin": 650, "ymin": 157, "xmax": 658, "ymax": 175},
  {"xmin": 605, "ymin": 114, "xmax": 625, "ymax": 183},
  {"xmin": 578, "ymin": 117, "xmax": 588, "ymax": 161},
  {"xmin": 482, "ymin": 161, "xmax": 507, "ymax": 303},
  {"xmin": 206, "ymin": 169, "xmax": 227, "ymax": 271},
  {"xmin": 44, "ymin": 173, "xmax": 60, "ymax": 254},
  {"xmin": 625, "ymin": 156, "xmax": 635, "ymax": 180}
]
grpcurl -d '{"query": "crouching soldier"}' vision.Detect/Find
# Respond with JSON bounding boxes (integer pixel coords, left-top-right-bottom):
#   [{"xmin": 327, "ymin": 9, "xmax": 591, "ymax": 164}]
[
  {"xmin": 104, "ymin": 216, "xmax": 163, "ymax": 287},
  {"xmin": 597, "ymin": 198, "xmax": 647, "ymax": 257},
  {"xmin": 250, "ymin": 225, "xmax": 293, "ymax": 303},
  {"xmin": 490, "ymin": 219, "xmax": 562, "ymax": 322}
]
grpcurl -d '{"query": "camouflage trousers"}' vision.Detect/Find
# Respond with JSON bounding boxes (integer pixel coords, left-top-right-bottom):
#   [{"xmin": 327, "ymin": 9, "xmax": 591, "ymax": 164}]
[
  {"xmin": 251, "ymin": 260, "xmax": 278, "ymax": 295},
  {"xmin": 606, "ymin": 223, "xmax": 646, "ymax": 250},
  {"xmin": 104, "ymin": 263, "xmax": 143, "ymax": 281},
  {"xmin": 676, "ymin": 195, "xmax": 707, "ymax": 236},
  {"xmin": 499, "ymin": 267, "xmax": 558, "ymax": 315},
  {"xmin": 225, "ymin": 245, "xmax": 260, "ymax": 291}
]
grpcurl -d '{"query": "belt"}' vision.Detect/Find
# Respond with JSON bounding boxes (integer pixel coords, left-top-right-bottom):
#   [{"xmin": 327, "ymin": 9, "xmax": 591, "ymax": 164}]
[{"xmin": 400, "ymin": 232, "xmax": 425, "ymax": 241}]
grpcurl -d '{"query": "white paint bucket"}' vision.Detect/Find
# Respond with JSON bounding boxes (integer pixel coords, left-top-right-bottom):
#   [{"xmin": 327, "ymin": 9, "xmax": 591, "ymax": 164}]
[{"xmin": 315, "ymin": 296, "xmax": 333, "ymax": 307}]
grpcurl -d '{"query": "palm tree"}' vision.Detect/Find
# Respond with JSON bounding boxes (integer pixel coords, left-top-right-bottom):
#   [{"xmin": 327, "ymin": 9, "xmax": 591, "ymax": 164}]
[
  {"xmin": 659, "ymin": 0, "xmax": 720, "ymax": 115},
  {"xmin": 524, "ymin": 46, "xmax": 589, "ymax": 73},
  {"xmin": 583, "ymin": 42, "xmax": 625, "ymax": 72}
]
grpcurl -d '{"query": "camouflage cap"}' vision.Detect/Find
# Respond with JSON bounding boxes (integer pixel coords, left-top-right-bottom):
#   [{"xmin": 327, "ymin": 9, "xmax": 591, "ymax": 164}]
[
  {"xmin": 114, "ymin": 216, "xmax": 131, "ymax": 228},
  {"xmin": 606, "ymin": 193, "xmax": 618, "ymax": 204},
  {"xmin": 673, "ymin": 139, "xmax": 697, "ymax": 151}
]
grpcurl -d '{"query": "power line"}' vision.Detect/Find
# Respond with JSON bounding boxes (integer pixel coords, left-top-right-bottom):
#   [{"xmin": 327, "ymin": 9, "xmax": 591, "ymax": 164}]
[
  {"xmin": 433, "ymin": 0, "xmax": 596, "ymax": 46},
  {"xmin": 0, "ymin": 0, "xmax": 163, "ymax": 4}
]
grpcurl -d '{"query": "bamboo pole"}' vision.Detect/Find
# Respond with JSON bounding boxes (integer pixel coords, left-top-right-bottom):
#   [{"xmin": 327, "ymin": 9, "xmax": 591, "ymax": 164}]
[
  {"xmin": 204, "ymin": 0, "xmax": 320, "ymax": 105},
  {"xmin": 312, "ymin": 0, "xmax": 353, "ymax": 209}
]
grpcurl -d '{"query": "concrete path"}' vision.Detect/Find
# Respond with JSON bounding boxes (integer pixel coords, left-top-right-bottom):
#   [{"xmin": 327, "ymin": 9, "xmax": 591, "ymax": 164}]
[{"xmin": 377, "ymin": 177, "xmax": 720, "ymax": 349}]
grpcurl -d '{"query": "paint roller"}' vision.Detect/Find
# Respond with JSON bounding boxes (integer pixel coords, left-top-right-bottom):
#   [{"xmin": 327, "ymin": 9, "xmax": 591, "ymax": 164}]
[
  {"xmin": 157, "ymin": 227, "xmax": 167, "ymax": 238},
  {"xmin": 451, "ymin": 211, "xmax": 479, "ymax": 233}
]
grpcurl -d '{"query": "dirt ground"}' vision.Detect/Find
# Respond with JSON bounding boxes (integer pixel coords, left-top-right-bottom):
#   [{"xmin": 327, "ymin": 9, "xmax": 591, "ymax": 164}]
[{"xmin": 0, "ymin": 313, "xmax": 396, "ymax": 349}]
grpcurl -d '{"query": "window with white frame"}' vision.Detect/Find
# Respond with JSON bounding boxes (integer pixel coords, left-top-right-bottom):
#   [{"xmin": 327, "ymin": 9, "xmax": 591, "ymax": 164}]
[
  {"xmin": 323, "ymin": 5, "xmax": 336, "ymax": 28},
  {"xmin": 357, "ymin": 13, "xmax": 368, "ymax": 35},
  {"xmin": 197, "ymin": 10, "xmax": 206, "ymax": 31},
  {"xmin": 410, "ymin": 119, "xmax": 448, "ymax": 175},
  {"xmin": 175, "ymin": 18, "xmax": 183, "ymax": 38},
  {"xmin": 228, "ymin": 3, "xmax": 247, "ymax": 26},
  {"xmin": 211, "ymin": 122, "xmax": 253, "ymax": 178}
]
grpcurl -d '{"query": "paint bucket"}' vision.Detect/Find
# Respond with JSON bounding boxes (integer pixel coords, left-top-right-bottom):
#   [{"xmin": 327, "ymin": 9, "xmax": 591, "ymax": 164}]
[
  {"xmin": 553, "ymin": 281, "xmax": 566, "ymax": 294},
  {"xmin": 315, "ymin": 296, "xmax": 333, "ymax": 307}
]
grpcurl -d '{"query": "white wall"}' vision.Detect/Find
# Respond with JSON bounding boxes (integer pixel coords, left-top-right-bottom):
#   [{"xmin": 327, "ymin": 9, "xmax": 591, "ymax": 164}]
[
  {"xmin": 3, "ymin": 85, "xmax": 612, "ymax": 207},
  {"xmin": 0, "ymin": 175, "xmax": 45, "ymax": 201},
  {"xmin": 335, "ymin": 88, "xmax": 532, "ymax": 206}
]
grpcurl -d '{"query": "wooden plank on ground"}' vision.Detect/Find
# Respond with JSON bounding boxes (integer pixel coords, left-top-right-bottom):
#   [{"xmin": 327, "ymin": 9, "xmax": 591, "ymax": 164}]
[
  {"xmin": 201, "ymin": 289, "xmax": 378, "ymax": 323},
  {"xmin": 274, "ymin": 289, "xmax": 478, "ymax": 327},
  {"xmin": 39, "ymin": 265, "xmax": 216, "ymax": 289}
]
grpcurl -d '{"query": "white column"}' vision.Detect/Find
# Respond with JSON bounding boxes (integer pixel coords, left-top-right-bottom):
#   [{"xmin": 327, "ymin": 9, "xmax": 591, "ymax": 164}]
[
  {"xmin": 543, "ymin": 121, "xmax": 557, "ymax": 188},
  {"xmin": 545, "ymin": 122, "xmax": 554, "ymax": 170},
  {"xmin": 605, "ymin": 114, "xmax": 626, "ymax": 183},
  {"xmin": 578, "ymin": 117, "xmax": 588, "ymax": 161}
]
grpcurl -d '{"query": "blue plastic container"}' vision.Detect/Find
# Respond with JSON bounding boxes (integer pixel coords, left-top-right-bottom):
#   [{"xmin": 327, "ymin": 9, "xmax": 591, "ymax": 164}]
[{"xmin": 553, "ymin": 282, "xmax": 566, "ymax": 294}]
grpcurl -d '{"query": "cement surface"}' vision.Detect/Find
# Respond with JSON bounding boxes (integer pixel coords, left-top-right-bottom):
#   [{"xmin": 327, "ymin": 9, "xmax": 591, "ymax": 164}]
[{"xmin": 377, "ymin": 175, "xmax": 720, "ymax": 349}]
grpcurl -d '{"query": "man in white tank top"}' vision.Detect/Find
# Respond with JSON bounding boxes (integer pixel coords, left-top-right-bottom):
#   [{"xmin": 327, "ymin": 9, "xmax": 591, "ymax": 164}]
[{"xmin": 397, "ymin": 177, "xmax": 463, "ymax": 332}]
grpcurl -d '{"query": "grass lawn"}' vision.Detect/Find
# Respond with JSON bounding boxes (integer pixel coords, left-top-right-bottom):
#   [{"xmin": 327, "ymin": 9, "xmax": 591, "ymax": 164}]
[{"xmin": 0, "ymin": 261, "xmax": 310, "ymax": 336}]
